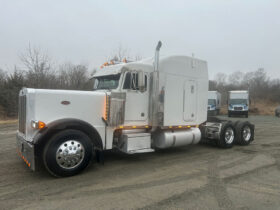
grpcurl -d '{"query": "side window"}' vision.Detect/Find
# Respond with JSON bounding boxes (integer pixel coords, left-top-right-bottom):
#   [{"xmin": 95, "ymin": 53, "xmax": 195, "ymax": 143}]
[{"xmin": 123, "ymin": 72, "xmax": 148, "ymax": 91}]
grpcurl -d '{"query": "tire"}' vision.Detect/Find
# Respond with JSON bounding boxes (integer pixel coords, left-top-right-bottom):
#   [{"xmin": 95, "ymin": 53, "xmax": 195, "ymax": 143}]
[
  {"xmin": 43, "ymin": 129, "xmax": 93, "ymax": 177},
  {"xmin": 216, "ymin": 121, "xmax": 235, "ymax": 148},
  {"xmin": 245, "ymin": 111, "xmax": 249, "ymax": 118},
  {"xmin": 235, "ymin": 121, "xmax": 254, "ymax": 145},
  {"xmin": 233, "ymin": 120, "xmax": 240, "ymax": 128},
  {"xmin": 228, "ymin": 112, "xmax": 231, "ymax": 117}
]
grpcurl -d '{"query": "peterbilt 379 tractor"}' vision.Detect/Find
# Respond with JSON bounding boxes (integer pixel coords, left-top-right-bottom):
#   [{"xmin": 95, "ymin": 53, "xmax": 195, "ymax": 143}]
[{"xmin": 17, "ymin": 42, "xmax": 255, "ymax": 177}]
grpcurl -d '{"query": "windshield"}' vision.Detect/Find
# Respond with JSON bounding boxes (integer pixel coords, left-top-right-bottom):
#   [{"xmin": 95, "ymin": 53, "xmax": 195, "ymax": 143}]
[
  {"xmin": 229, "ymin": 99, "xmax": 247, "ymax": 105},
  {"xmin": 93, "ymin": 74, "xmax": 121, "ymax": 90},
  {"xmin": 208, "ymin": 99, "xmax": 216, "ymax": 106}
]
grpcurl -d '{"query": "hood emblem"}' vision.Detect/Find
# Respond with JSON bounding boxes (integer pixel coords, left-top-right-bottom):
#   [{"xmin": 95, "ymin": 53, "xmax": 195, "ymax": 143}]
[{"xmin": 61, "ymin": 101, "xmax": 70, "ymax": 105}]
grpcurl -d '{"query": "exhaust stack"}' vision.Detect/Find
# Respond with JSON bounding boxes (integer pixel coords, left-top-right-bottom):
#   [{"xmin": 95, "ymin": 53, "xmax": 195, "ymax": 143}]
[
  {"xmin": 150, "ymin": 41, "xmax": 162, "ymax": 130},
  {"xmin": 154, "ymin": 41, "xmax": 162, "ymax": 71}
]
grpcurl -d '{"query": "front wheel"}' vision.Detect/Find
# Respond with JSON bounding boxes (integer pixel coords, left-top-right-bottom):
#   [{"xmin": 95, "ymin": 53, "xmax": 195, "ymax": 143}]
[{"xmin": 43, "ymin": 129, "xmax": 93, "ymax": 177}]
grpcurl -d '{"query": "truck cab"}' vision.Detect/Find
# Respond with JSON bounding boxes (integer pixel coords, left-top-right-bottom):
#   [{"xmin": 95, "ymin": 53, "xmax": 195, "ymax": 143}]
[
  {"xmin": 17, "ymin": 52, "xmax": 209, "ymax": 176},
  {"xmin": 207, "ymin": 91, "xmax": 221, "ymax": 115},
  {"xmin": 228, "ymin": 90, "xmax": 249, "ymax": 117}
]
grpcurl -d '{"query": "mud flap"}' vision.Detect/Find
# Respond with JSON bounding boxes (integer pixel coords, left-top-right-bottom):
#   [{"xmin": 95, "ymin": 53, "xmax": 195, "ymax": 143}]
[{"xmin": 95, "ymin": 149, "xmax": 104, "ymax": 165}]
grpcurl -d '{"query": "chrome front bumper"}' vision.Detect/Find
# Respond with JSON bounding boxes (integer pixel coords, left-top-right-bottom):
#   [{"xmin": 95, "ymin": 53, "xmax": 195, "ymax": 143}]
[{"xmin": 16, "ymin": 132, "xmax": 36, "ymax": 171}]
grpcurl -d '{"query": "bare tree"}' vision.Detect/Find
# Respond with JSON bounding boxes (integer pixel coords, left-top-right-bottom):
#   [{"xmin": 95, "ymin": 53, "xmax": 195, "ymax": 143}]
[
  {"xmin": 106, "ymin": 45, "xmax": 141, "ymax": 63},
  {"xmin": 19, "ymin": 44, "xmax": 54, "ymax": 88},
  {"xmin": 57, "ymin": 63, "xmax": 90, "ymax": 90},
  {"xmin": 228, "ymin": 71, "xmax": 244, "ymax": 86},
  {"xmin": 215, "ymin": 73, "xmax": 227, "ymax": 86},
  {"xmin": 0, "ymin": 69, "xmax": 7, "ymax": 86},
  {"xmin": 134, "ymin": 54, "xmax": 142, "ymax": 61}
]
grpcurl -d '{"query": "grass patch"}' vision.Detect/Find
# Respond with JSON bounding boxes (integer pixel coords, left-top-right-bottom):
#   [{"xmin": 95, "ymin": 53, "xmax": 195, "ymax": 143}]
[{"xmin": 0, "ymin": 119, "xmax": 18, "ymax": 124}]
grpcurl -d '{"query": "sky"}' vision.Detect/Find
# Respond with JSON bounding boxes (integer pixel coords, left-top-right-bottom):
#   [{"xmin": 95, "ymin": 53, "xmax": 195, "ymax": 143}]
[{"xmin": 0, "ymin": 0, "xmax": 280, "ymax": 79}]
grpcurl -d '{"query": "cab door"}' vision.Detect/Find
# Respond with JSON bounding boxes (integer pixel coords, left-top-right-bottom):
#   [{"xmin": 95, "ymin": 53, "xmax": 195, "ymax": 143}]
[
  {"xmin": 183, "ymin": 80, "xmax": 197, "ymax": 122},
  {"xmin": 122, "ymin": 71, "xmax": 149, "ymax": 125}
]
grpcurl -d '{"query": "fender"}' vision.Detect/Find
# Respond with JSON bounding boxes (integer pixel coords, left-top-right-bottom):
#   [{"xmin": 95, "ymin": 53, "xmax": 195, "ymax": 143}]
[{"xmin": 34, "ymin": 118, "xmax": 104, "ymax": 152}]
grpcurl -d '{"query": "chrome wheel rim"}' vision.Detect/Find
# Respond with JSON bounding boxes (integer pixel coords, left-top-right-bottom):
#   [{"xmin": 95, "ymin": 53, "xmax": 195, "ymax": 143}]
[
  {"xmin": 225, "ymin": 127, "xmax": 234, "ymax": 144},
  {"xmin": 56, "ymin": 140, "xmax": 85, "ymax": 169},
  {"xmin": 243, "ymin": 126, "xmax": 251, "ymax": 141}
]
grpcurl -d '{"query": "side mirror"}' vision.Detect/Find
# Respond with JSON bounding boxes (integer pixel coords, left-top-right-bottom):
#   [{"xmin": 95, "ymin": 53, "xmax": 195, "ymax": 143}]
[{"xmin": 137, "ymin": 71, "xmax": 145, "ymax": 92}]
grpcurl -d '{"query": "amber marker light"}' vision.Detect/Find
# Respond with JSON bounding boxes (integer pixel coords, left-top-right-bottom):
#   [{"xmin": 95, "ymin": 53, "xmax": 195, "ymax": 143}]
[{"xmin": 38, "ymin": 121, "xmax": 46, "ymax": 129}]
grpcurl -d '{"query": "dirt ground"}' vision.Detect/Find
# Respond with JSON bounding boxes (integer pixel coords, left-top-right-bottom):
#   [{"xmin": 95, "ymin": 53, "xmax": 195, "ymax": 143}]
[{"xmin": 0, "ymin": 115, "xmax": 280, "ymax": 210}]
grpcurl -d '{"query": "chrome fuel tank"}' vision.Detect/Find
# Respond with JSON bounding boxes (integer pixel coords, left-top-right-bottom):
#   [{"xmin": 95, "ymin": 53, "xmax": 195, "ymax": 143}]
[{"xmin": 154, "ymin": 128, "xmax": 201, "ymax": 149}]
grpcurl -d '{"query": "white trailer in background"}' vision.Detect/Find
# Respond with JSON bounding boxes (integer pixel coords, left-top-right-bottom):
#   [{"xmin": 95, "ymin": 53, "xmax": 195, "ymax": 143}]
[
  {"xmin": 228, "ymin": 90, "xmax": 249, "ymax": 118},
  {"xmin": 208, "ymin": 91, "xmax": 221, "ymax": 115},
  {"xmin": 16, "ymin": 42, "xmax": 255, "ymax": 177}
]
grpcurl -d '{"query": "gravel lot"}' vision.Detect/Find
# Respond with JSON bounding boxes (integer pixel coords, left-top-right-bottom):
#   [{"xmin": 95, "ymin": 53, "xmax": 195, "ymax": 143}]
[{"xmin": 0, "ymin": 116, "xmax": 280, "ymax": 210}]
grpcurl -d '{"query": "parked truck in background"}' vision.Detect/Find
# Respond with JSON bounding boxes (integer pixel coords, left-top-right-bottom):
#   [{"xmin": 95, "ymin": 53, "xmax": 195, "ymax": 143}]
[
  {"xmin": 16, "ymin": 42, "xmax": 255, "ymax": 177},
  {"xmin": 208, "ymin": 91, "xmax": 221, "ymax": 115},
  {"xmin": 228, "ymin": 90, "xmax": 249, "ymax": 118}
]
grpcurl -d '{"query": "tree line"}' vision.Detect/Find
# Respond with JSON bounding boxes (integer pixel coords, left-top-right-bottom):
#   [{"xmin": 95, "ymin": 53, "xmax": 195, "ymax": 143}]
[
  {"xmin": 209, "ymin": 68, "xmax": 280, "ymax": 105},
  {"xmin": 0, "ymin": 46, "xmax": 93, "ymax": 118},
  {"xmin": 0, "ymin": 45, "xmax": 140, "ymax": 118},
  {"xmin": 0, "ymin": 46, "xmax": 279, "ymax": 118}
]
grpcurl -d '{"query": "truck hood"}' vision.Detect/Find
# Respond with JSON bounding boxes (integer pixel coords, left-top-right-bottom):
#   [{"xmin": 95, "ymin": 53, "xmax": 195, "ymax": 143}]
[{"xmin": 22, "ymin": 88, "xmax": 106, "ymax": 141}]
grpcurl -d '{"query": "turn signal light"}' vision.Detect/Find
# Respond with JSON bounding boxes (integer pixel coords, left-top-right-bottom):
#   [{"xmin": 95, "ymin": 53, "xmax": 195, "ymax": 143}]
[{"xmin": 31, "ymin": 120, "xmax": 46, "ymax": 129}]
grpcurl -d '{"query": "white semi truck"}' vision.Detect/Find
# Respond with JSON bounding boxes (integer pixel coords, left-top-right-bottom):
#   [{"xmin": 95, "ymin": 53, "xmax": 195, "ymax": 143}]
[
  {"xmin": 16, "ymin": 42, "xmax": 255, "ymax": 177},
  {"xmin": 208, "ymin": 91, "xmax": 221, "ymax": 115},
  {"xmin": 228, "ymin": 90, "xmax": 249, "ymax": 118}
]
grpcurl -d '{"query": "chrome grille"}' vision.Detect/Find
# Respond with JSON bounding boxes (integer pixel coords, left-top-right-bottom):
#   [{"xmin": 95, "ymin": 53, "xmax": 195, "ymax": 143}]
[
  {"xmin": 234, "ymin": 107, "xmax": 243, "ymax": 111},
  {"xmin": 18, "ymin": 94, "xmax": 26, "ymax": 134}
]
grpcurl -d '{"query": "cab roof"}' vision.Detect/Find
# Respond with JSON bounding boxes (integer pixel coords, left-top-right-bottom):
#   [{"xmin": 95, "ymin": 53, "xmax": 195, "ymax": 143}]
[{"xmin": 92, "ymin": 55, "xmax": 207, "ymax": 78}]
